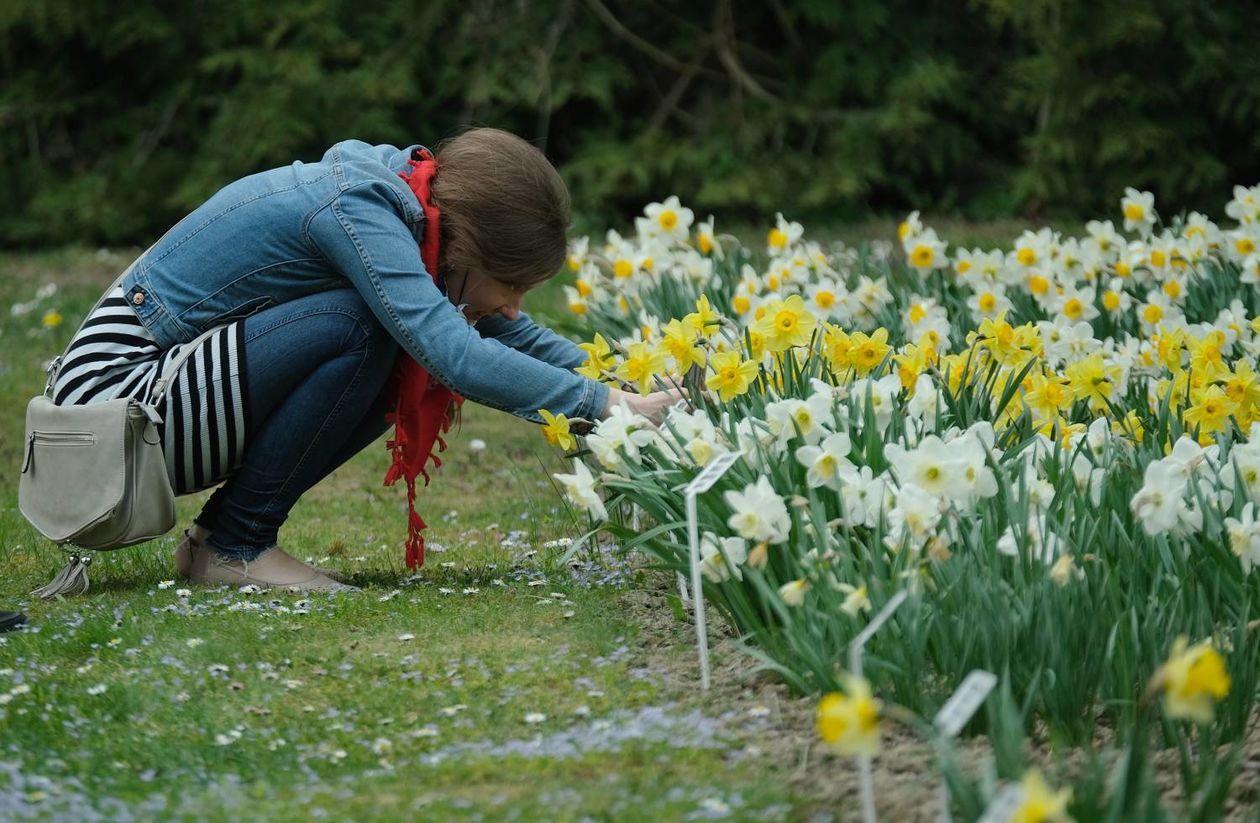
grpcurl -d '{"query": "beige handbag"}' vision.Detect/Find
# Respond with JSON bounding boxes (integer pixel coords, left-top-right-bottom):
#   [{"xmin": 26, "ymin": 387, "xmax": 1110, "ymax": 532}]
[{"xmin": 19, "ymin": 269, "xmax": 223, "ymax": 598}]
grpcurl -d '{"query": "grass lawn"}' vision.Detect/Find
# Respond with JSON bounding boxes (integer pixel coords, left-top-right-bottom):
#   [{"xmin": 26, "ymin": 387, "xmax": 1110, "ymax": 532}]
[{"xmin": 0, "ymin": 248, "xmax": 816, "ymax": 821}]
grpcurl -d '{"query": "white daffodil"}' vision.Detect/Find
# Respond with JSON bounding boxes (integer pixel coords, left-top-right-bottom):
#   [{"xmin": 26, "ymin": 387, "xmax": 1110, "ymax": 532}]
[
  {"xmin": 1121, "ymin": 187, "xmax": 1157, "ymax": 236},
  {"xmin": 637, "ymin": 195, "xmax": 694, "ymax": 245},
  {"xmin": 553, "ymin": 459, "xmax": 607, "ymax": 521},
  {"xmin": 904, "ymin": 227, "xmax": 948, "ymax": 271},
  {"xmin": 884, "ymin": 435, "xmax": 970, "ymax": 503},
  {"xmin": 839, "ymin": 466, "xmax": 888, "ymax": 529},
  {"xmin": 586, "ymin": 403, "xmax": 657, "ymax": 472},
  {"xmin": 1225, "ymin": 503, "xmax": 1260, "ymax": 574},
  {"xmin": 849, "ymin": 374, "xmax": 902, "ymax": 436},
  {"xmin": 794, "ymin": 432, "xmax": 856, "ymax": 489},
  {"xmin": 764, "ymin": 394, "xmax": 833, "ymax": 446},
  {"xmin": 885, "ymin": 483, "xmax": 942, "ymax": 550},
  {"xmin": 725, "ymin": 475, "xmax": 792, "ymax": 544},
  {"xmin": 996, "ymin": 513, "xmax": 1063, "ymax": 565},
  {"xmin": 699, "ymin": 533, "xmax": 748, "ymax": 583},
  {"xmin": 778, "ymin": 578, "xmax": 809, "ymax": 606},
  {"xmin": 1130, "ymin": 460, "xmax": 1190, "ymax": 536}
]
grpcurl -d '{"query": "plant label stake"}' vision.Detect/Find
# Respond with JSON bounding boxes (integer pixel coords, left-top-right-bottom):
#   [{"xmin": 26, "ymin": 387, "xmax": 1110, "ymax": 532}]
[
  {"xmin": 847, "ymin": 589, "xmax": 907, "ymax": 678},
  {"xmin": 977, "ymin": 783, "xmax": 1024, "ymax": 823},
  {"xmin": 683, "ymin": 450, "xmax": 741, "ymax": 690},
  {"xmin": 845, "ymin": 588, "xmax": 907, "ymax": 823},
  {"xmin": 933, "ymin": 669, "xmax": 997, "ymax": 822}
]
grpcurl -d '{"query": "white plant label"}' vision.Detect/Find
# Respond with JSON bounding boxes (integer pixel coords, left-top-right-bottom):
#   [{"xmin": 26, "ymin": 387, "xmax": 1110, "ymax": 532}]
[
  {"xmin": 685, "ymin": 450, "xmax": 741, "ymax": 496},
  {"xmin": 934, "ymin": 669, "xmax": 997, "ymax": 738},
  {"xmin": 848, "ymin": 589, "xmax": 908, "ymax": 677},
  {"xmin": 977, "ymin": 783, "xmax": 1025, "ymax": 823},
  {"xmin": 683, "ymin": 450, "xmax": 740, "ymax": 690},
  {"xmin": 844, "ymin": 588, "xmax": 906, "ymax": 823}
]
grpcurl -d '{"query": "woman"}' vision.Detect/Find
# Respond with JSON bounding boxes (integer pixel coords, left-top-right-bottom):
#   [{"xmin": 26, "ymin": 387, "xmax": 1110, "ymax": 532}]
[{"xmin": 49, "ymin": 128, "xmax": 678, "ymax": 592}]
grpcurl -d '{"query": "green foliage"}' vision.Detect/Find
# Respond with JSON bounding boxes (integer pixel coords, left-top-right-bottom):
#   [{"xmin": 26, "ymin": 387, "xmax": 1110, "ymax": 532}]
[{"xmin": 1, "ymin": 0, "xmax": 1258, "ymax": 245}]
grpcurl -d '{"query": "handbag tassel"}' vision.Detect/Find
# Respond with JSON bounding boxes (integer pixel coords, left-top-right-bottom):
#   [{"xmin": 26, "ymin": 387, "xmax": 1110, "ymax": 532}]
[{"xmin": 31, "ymin": 554, "xmax": 92, "ymax": 599}]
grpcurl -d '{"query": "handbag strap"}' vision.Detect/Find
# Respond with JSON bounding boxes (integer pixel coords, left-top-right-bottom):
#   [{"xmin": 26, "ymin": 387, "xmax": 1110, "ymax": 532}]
[
  {"xmin": 43, "ymin": 243, "xmax": 232, "ymax": 408},
  {"xmin": 146, "ymin": 325, "xmax": 229, "ymax": 407},
  {"xmin": 43, "ymin": 245, "xmax": 157, "ymax": 398}
]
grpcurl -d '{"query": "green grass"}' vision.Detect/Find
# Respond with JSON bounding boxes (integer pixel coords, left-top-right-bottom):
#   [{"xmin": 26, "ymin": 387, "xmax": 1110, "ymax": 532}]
[{"xmin": 0, "ymin": 249, "xmax": 798, "ymax": 821}]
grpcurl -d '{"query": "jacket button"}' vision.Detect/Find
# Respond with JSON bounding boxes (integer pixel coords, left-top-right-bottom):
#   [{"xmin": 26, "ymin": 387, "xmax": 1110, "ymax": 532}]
[{"xmin": 132, "ymin": 292, "xmax": 145, "ymax": 306}]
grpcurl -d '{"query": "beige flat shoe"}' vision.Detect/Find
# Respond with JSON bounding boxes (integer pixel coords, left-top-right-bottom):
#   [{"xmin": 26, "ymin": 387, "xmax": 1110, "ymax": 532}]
[
  {"xmin": 174, "ymin": 526, "xmax": 349, "ymax": 585},
  {"xmin": 187, "ymin": 543, "xmax": 354, "ymax": 592}
]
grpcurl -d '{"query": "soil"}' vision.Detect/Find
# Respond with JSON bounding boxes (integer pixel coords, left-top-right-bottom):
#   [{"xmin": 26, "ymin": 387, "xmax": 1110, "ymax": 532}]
[{"xmin": 617, "ymin": 570, "xmax": 1260, "ymax": 821}]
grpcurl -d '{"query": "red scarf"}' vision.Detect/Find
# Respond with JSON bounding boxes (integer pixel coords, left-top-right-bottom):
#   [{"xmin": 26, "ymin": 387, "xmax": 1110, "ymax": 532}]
[{"xmin": 383, "ymin": 147, "xmax": 463, "ymax": 569}]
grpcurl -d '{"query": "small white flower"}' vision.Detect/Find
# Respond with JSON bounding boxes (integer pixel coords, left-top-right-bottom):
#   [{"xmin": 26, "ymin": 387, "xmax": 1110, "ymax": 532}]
[
  {"xmin": 397, "ymin": 633, "xmax": 415, "ymax": 642},
  {"xmin": 469, "ymin": 438, "xmax": 487, "ymax": 452},
  {"xmin": 175, "ymin": 588, "xmax": 191, "ymax": 598},
  {"xmin": 524, "ymin": 712, "xmax": 547, "ymax": 724},
  {"xmin": 87, "ymin": 684, "xmax": 107, "ymax": 696},
  {"xmin": 157, "ymin": 580, "xmax": 175, "ymax": 590}
]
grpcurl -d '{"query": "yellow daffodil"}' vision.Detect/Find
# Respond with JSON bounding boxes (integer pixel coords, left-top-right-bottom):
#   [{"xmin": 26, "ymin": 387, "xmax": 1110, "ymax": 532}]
[
  {"xmin": 538, "ymin": 409, "xmax": 576, "ymax": 451},
  {"xmin": 816, "ymin": 675, "xmax": 881, "ymax": 756},
  {"xmin": 706, "ymin": 350, "xmax": 759, "ymax": 401},
  {"xmin": 576, "ymin": 333, "xmax": 615, "ymax": 380},
  {"xmin": 752, "ymin": 295, "xmax": 817, "ymax": 353},
  {"xmin": 1152, "ymin": 635, "xmax": 1231, "ymax": 723},
  {"xmin": 848, "ymin": 328, "xmax": 891, "ymax": 376},
  {"xmin": 1183, "ymin": 385, "xmax": 1237, "ymax": 442},
  {"xmin": 821, "ymin": 324, "xmax": 853, "ymax": 376},
  {"xmin": 685, "ymin": 294, "xmax": 722, "ymax": 338},
  {"xmin": 1024, "ymin": 371, "xmax": 1074, "ymax": 423},
  {"xmin": 1065, "ymin": 353, "xmax": 1120, "ymax": 411},
  {"xmin": 1223, "ymin": 360, "xmax": 1260, "ymax": 420},
  {"xmin": 659, "ymin": 318, "xmax": 707, "ymax": 373},
  {"xmin": 1010, "ymin": 769, "xmax": 1072, "ymax": 823},
  {"xmin": 893, "ymin": 343, "xmax": 936, "ymax": 390},
  {"xmin": 614, "ymin": 340, "xmax": 667, "ymax": 395}
]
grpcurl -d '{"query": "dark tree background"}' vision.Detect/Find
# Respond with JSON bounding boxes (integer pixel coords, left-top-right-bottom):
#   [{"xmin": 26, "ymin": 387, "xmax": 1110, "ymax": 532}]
[{"xmin": 2, "ymin": 0, "xmax": 1258, "ymax": 246}]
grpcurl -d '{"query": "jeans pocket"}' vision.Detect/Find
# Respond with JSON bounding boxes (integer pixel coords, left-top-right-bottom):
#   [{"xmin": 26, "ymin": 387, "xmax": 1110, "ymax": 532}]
[{"xmin": 203, "ymin": 296, "xmax": 275, "ymax": 329}]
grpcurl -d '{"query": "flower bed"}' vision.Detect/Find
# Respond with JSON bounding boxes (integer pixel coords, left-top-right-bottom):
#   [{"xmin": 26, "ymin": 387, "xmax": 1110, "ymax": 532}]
[{"xmin": 547, "ymin": 190, "xmax": 1260, "ymax": 817}]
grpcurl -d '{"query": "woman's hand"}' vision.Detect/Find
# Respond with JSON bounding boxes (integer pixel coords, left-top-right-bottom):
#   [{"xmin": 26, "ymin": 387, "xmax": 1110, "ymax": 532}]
[{"xmin": 602, "ymin": 385, "xmax": 687, "ymax": 425}]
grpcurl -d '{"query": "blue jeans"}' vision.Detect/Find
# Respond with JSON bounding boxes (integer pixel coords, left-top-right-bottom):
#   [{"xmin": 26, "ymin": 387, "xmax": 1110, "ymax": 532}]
[{"xmin": 194, "ymin": 289, "xmax": 399, "ymax": 560}]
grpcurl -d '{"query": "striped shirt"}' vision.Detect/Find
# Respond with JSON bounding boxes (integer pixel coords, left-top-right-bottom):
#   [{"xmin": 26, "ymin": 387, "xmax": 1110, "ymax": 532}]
[{"xmin": 50, "ymin": 286, "xmax": 250, "ymax": 495}]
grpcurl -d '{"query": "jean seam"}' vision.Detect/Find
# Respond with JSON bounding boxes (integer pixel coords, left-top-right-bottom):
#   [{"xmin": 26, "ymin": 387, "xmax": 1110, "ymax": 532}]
[{"xmin": 243, "ymin": 305, "xmax": 374, "ymax": 347}]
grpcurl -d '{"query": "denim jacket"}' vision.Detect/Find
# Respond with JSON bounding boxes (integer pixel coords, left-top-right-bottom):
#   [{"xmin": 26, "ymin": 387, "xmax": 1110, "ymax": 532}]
[{"xmin": 119, "ymin": 139, "xmax": 608, "ymax": 424}]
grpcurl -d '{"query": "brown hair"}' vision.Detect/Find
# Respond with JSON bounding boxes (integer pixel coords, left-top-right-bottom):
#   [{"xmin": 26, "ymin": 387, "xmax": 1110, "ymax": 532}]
[{"xmin": 431, "ymin": 127, "xmax": 570, "ymax": 287}]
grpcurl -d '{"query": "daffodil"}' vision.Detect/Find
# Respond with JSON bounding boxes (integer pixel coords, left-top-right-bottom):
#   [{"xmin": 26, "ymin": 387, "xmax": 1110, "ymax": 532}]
[
  {"xmin": 614, "ymin": 340, "xmax": 667, "ymax": 395},
  {"xmin": 553, "ymin": 459, "xmax": 607, "ymax": 521},
  {"xmin": 685, "ymin": 294, "xmax": 722, "ymax": 338},
  {"xmin": 1065, "ymin": 353, "xmax": 1120, "ymax": 411},
  {"xmin": 816, "ymin": 675, "xmax": 881, "ymax": 756},
  {"xmin": 1010, "ymin": 769, "xmax": 1072, "ymax": 823},
  {"xmin": 751, "ymin": 295, "xmax": 817, "ymax": 353},
  {"xmin": 847, "ymin": 328, "xmax": 892, "ymax": 376},
  {"xmin": 538, "ymin": 409, "xmax": 576, "ymax": 451},
  {"xmin": 778, "ymin": 578, "xmax": 809, "ymax": 606},
  {"xmin": 659, "ymin": 318, "xmax": 707, "ymax": 373},
  {"xmin": 41, "ymin": 310, "xmax": 62, "ymax": 328},
  {"xmin": 706, "ymin": 350, "xmax": 759, "ymax": 401},
  {"xmin": 1023, "ymin": 371, "xmax": 1074, "ymax": 424},
  {"xmin": 576, "ymin": 333, "xmax": 615, "ymax": 380},
  {"xmin": 1153, "ymin": 635, "xmax": 1231, "ymax": 723},
  {"xmin": 1183, "ymin": 385, "xmax": 1237, "ymax": 442}
]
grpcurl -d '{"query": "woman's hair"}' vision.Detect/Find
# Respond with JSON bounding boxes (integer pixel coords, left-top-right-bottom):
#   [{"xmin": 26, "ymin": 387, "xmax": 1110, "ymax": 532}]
[{"xmin": 432, "ymin": 127, "xmax": 570, "ymax": 287}]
